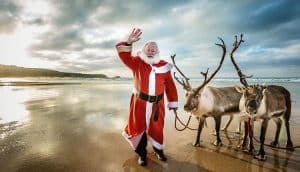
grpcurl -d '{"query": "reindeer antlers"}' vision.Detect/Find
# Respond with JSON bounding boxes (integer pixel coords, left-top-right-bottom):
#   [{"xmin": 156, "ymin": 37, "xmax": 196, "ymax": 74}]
[
  {"xmin": 194, "ymin": 37, "xmax": 227, "ymax": 93},
  {"xmin": 171, "ymin": 54, "xmax": 191, "ymax": 91},
  {"xmin": 200, "ymin": 68, "xmax": 209, "ymax": 82},
  {"xmin": 229, "ymin": 34, "xmax": 253, "ymax": 87},
  {"xmin": 172, "ymin": 35, "xmax": 255, "ymax": 92},
  {"xmin": 171, "ymin": 38, "xmax": 227, "ymax": 92}
]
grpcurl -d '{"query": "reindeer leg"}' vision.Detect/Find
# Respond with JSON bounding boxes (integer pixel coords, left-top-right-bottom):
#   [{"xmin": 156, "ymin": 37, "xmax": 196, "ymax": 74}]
[
  {"xmin": 193, "ymin": 117, "xmax": 205, "ymax": 147},
  {"xmin": 238, "ymin": 121, "xmax": 248, "ymax": 151},
  {"xmin": 249, "ymin": 133, "xmax": 255, "ymax": 155},
  {"xmin": 213, "ymin": 116, "xmax": 223, "ymax": 146},
  {"xmin": 284, "ymin": 118, "xmax": 294, "ymax": 151},
  {"xmin": 248, "ymin": 121, "xmax": 255, "ymax": 155},
  {"xmin": 271, "ymin": 118, "xmax": 282, "ymax": 147},
  {"xmin": 236, "ymin": 121, "xmax": 242, "ymax": 134},
  {"xmin": 254, "ymin": 119, "xmax": 269, "ymax": 161},
  {"xmin": 221, "ymin": 115, "xmax": 232, "ymax": 131}
]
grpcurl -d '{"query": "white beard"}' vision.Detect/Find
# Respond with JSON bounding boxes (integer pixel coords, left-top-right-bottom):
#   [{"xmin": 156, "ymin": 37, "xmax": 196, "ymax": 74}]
[{"xmin": 138, "ymin": 51, "xmax": 160, "ymax": 65}]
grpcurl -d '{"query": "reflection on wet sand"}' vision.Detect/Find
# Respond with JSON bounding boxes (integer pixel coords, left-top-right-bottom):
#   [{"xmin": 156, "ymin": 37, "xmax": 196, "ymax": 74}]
[{"xmin": 0, "ymin": 81, "xmax": 300, "ymax": 172}]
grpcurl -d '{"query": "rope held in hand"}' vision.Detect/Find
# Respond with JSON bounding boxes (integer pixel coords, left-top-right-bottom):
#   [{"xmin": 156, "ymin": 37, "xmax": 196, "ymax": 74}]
[{"xmin": 173, "ymin": 110, "xmax": 198, "ymax": 131}]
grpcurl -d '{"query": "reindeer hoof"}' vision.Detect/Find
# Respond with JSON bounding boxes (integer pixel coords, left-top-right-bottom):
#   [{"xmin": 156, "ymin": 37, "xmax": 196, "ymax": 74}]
[
  {"xmin": 211, "ymin": 131, "xmax": 217, "ymax": 136},
  {"xmin": 212, "ymin": 140, "xmax": 223, "ymax": 147},
  {"xmin": 237, "ymin": 144, "xmax": 247, "ymax": 151},
  {"xmin": 221, "ymin": 127, "xmax": 227, "ymax": 131},
  {"xmin": 286, "ymin": 142, "xmax": 295, "ymax": 151},
  {"xmin": 270, "ymin": 141, "xmax": 278, "ymax": 147},
  {"xmin": 235, "ymin": 131, "xmax": 242, "ymax": 135},
  {"xmin": 254, "ymin": 153, "xmax": 267, "ymax": 161},
  {"xmin": 193, "ymin": 141, "xmax": 201, "ymax": 147},
  {"xmin": 248, "ymin": 149, "xmax": 256, "ymax": 155}
]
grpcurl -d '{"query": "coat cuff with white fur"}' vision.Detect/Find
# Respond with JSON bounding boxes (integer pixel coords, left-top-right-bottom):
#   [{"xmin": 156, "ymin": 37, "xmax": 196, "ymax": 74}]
[
  {"xmin": 168, "ymin": 101, "xmax": 178, "ymax": 109},
  {"xmin": 116, "ymin": 42, "xmax": 132, "ymax": 53}
]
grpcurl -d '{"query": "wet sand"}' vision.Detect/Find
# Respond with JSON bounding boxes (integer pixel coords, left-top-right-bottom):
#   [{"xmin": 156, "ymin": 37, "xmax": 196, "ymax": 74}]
[{"xmin": 0, "ymin": 80, "xmax": 300, "ymax": 172}]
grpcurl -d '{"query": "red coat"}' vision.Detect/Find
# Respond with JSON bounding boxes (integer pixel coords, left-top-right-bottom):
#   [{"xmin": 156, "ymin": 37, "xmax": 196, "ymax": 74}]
[{"xmin": 116, "ymin": 42, "xmax": 178, "ymax": 150}]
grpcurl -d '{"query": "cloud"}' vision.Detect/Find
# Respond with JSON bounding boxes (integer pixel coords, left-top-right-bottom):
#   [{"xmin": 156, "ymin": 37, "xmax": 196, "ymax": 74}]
[
  {"xmin": 244, "ymin": 0, "xmax": 300, "ymax": 31},
  {"xmin": 20, "ymin": 15, "xmax": 48, "ymax": 25},
  {"xmin": 0, "ymin": 0, "xmax": 21, "ymax": 33},
  {"xmin": 0, "ymin": 0, "xmax": 300, "ymax": 77},
  {"xmin": 30, "ymin": 26, "xmax": 84, "ymax": 51},
  {"xmin": 55, "ymin": 54, "xmax": 122, "ymax": 74}
]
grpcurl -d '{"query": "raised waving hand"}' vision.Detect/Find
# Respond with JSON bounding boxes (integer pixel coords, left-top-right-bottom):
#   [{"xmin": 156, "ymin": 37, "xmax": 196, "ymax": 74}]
[{"xmin": 127, "ymin": 28, "xmax": 142, "ymax": 44}]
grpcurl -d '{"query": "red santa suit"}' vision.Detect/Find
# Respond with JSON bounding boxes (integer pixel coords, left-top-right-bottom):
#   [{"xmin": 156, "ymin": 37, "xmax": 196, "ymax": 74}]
[{"xmin": 116, "ymin": 42, "xmax": 178, "ymax": 150}]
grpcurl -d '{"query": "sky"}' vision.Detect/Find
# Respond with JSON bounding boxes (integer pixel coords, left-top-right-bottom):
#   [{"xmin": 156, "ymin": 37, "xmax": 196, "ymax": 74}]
[{"xmin": 0, "ymin": 0, "xmax": 300, "ymax": 78}]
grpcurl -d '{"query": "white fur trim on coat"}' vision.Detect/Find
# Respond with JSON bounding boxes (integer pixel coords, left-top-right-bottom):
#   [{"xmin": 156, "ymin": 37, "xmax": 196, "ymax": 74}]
[
  {"xmin": 116, "ymin": 45, "xmax": 132, "ymax": 53},
  {"xmin": 152, "ymin": 63, "xmax": 173, "ymax": 74},
  {"xmin": 168, "ymin": 101, "xmax": 178, "ymax": 108},
  {"xmin": 146, "ymin": 66, "xmax": 156, "ymax": 127},
  {"xmin": 122, "ymin": 131, "xmax": 145, "ymax": 150},
  {"xmin": 149, "ymin": 136, "xmax": 164, "ymax": 150}
]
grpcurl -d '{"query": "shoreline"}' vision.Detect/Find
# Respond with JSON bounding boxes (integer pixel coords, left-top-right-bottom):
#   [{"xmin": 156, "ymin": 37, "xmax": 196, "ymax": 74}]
[{"xmin": 0, "ymin": 81, "xmax": 82, "ymax": 86}]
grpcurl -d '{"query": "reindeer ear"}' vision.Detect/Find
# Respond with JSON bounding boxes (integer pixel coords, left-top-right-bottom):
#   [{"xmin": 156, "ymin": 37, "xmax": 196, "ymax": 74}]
[
  {"xmin": 258, "ymin": 84, "xmax": 267, "ymax": 92},
  {"xmin": 262, "ymin": 87, "xmax": 267, "ymax": 95},
  {"xmin": 257, "ymin": 85, "xmax": 262, "ymax": 91}
]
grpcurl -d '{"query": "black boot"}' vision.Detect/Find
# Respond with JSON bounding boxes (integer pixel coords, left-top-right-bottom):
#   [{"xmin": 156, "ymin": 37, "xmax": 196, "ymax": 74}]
[
  {"xmin": 135, "ymin": 133, "xmax": 148, "ymax": 166},
  {"xmin": 138, "ymin": 156, "xmax": 147, "ymax": 166},
  {"xmin": 153, "ymin": 146, "xmax": 167, "ymax": 161}
]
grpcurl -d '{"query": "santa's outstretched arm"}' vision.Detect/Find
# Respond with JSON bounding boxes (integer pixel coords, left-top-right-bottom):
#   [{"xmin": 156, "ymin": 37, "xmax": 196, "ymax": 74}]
[{"xmin": 115, "ymin": 28, "xmax": 142, "ymax": 70}]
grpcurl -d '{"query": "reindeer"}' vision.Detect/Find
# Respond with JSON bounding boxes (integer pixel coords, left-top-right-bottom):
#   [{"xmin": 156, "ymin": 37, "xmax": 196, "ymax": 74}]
[
  {"xmin": 172, "ymin": 38, "xmax": 242, "ymax": 147},
  {"xmin": 230, "ymin": 34, "xmax": 294, "ymax": 160}
]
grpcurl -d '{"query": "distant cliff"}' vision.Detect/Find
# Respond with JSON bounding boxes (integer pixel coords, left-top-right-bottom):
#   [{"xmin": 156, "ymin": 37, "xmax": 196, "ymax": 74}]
[{"xmin": 0, "ymin": 64, "xmax": 108, "ymax": 78}]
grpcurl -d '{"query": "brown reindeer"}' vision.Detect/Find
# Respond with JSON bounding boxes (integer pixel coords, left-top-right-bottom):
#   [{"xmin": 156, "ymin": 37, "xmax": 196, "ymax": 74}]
[
  {"xmin": 230, "ymin": 34, "xmax": 294, "ymax": 160},
  {"xmin": 172, "ymin": 38, "xmax": 242, "ymax": 147}
]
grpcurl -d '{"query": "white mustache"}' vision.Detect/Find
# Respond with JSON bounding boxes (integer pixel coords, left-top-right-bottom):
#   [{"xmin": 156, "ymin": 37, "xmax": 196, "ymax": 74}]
[{"xmin": 138, "ymin": 51, "xmax": 160, "ymax": 65}]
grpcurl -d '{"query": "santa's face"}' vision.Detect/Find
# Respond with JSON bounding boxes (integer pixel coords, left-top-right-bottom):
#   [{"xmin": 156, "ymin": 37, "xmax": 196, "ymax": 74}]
[
  {"xmin": 139, "ymin": 41, "xmax": 160, "ymax": 65},
  {"xmin": 144, "ymin": 42, "xmax": 159, "ymax": 57}
]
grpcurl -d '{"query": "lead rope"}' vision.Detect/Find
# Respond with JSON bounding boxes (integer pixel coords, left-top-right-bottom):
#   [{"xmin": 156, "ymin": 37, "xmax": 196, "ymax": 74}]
[
  {"xmin": 247, "ymin": 119, "xmax": 300, "ymax": 150},
  {"xmin": 173, "ymin": 110, "xmax": 198, "ymax": 131}
]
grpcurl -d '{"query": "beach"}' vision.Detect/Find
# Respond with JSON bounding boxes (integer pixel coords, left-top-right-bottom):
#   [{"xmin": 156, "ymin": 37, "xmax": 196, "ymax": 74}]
[{"xmin": 0, "ymin": 78, "xmax": 300, "ymax": 172}]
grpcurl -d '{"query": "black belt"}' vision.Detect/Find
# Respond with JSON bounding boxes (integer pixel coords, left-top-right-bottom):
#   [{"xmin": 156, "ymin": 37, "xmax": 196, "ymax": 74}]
[
  {"xmin": 135, "ymin": 91, "xmax": 163, "ymax": 122},
  {"xmin": 135, "ymin": 91, "xmax": 163, "ymax": 103}
]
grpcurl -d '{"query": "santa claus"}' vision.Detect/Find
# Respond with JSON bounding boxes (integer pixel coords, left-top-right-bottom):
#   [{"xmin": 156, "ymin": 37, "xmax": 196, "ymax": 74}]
[{"xmin": 116, "ymin": 28, "xmax": 178, "ymax": 166}]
